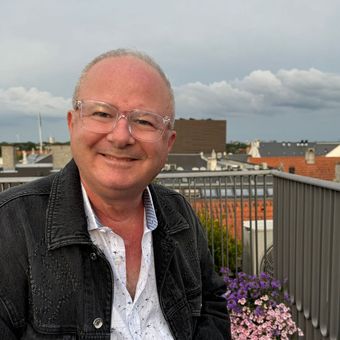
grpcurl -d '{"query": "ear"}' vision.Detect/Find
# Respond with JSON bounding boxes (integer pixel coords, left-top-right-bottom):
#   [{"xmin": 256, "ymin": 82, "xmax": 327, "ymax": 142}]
[
  {"xmin": 67, "ymin": 111, "xmax": 74, "ymax": 132},
  {"xmin": 167, "ymin": 130, "xmax": 176, "ymax": 153}
]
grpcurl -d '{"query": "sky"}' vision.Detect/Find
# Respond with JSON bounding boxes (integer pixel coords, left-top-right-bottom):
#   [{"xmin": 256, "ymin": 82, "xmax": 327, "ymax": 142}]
[{"xmin": 1, "ymin": 0, "xmax": 340, "ymax": 143}]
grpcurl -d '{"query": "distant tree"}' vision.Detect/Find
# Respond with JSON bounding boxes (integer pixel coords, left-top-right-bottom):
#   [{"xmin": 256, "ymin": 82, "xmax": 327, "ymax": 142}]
[
  {"xmin": 225, "ymin": 142, "xmax": 248, "ymax": 154},
  {"xmin": 14, "ymin": 142, "xmax": 37, "ymax": 152}
]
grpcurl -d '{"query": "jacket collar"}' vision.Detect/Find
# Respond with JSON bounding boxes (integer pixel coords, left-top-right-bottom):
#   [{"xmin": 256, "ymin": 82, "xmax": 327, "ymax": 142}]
[{"xmin": 46, "ymin": 160, "xmax": 92, "ymax": 250}]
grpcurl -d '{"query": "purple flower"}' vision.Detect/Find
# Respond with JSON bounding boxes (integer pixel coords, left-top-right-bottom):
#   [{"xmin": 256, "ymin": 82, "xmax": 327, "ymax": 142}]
[
  {"xmin": 221, "ymin": 270, "xmax": 303, "ymax": 339},
  {"xmin": 254, "ymin": 306, "xmax": 263, "ymax": 316},
  {"xmin": 284, "ymin": 291, "xmax": 290, "ymax": 303},
  {"xmin": 270, "ymin": 279, "xmax": 281, "ymax": 289}
]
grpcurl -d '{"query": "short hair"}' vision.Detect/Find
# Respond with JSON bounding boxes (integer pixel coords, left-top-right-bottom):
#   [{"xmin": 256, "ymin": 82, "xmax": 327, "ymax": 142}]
[{"xmin": 72, "ymin": 48, "xmax": 175, "ymax": 126}]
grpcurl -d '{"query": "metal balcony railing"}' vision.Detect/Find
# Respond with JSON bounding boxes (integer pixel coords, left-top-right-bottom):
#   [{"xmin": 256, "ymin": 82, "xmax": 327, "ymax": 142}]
[
  {"xmin": 273, "ymin": 171, "xmax": 340, "ymax": 340},
  {"xmin": 155, "ymin": 170, "xmax": 274, "ymax": 275},
  {"xmin": 1, "ymin": 170, "xmax": 340, "ymax": 339}
]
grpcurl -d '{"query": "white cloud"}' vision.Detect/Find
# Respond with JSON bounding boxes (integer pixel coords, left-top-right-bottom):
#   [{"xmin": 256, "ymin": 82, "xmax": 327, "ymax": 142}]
[
  {"xmin": 0, "ymin": 87, "xmax": 71, "ymax": 117},
  {"xmin": 175, "ymin": 80, "xmax": 263, "ymax": 117},
  {"xmin": 175, "ymin": 68, "xmax": 340, "ymax": 118}
]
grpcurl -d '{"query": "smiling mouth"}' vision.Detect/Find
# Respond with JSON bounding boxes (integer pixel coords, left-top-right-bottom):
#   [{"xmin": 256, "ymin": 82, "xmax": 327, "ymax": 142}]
[{"xmin": 100, "ymin": 153, "xmax": 138, "ymax": 162}]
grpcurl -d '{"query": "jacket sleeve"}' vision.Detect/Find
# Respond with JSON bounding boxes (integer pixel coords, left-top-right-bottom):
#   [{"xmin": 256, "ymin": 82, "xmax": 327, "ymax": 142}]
[
  {"xmin": 193, "ymin": 212, "xmax": 232, "ymax": 339},
  {"xmin": 0, "ymin": 300, "xmax": 20, "ymax": 340},
  {"xmin": 0, "ymin": 196, "xmax": 28, "ymax": 339}
]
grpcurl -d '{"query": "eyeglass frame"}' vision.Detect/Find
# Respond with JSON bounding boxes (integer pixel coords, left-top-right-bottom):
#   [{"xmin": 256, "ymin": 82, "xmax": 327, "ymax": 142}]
[{"xmin": 73, "ymin": 99, "xmax": 174, "ymax": 142}]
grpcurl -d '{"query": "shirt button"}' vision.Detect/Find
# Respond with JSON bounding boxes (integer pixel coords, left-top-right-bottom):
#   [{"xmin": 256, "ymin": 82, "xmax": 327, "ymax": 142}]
[
  {"xmin": 90, "ymin": 252, "xmax": 97, "ymax": 261},
  {"xmin": 93, "ymin": 317, "xmax": 103, "ymax": 329}
]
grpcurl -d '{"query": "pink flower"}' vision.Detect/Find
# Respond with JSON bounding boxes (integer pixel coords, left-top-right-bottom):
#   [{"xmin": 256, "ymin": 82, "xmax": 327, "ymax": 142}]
[
  {"xmin": 261, "ymin": 294, "xmax": 269, "ymax": 301},
  {"xmin": 238, "ymin": 298, "xmax": 247, "ymax": 305}
]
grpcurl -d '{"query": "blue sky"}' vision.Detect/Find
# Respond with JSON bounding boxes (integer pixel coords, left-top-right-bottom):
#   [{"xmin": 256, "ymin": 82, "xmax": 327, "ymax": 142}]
[{"xmin": 1, "ymin": 0, "xmax": 340, "ymax": 143}]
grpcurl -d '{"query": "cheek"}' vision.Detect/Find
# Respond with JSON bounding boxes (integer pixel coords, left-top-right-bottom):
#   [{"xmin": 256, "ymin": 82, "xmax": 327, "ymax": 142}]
[
  {"xmin": 70, "ymin": 131, "xmax": 101, "ymax": 160},
  {"xmin": 152, "ymin": 144, "xmax": 169, "ymax": 164},
  {"xmin": 147, "ymin": 142, "xmax": 165, "ymax": 155},
  {"xmin": 74, "ymin": 128, "xmax": 101, "ymax": 146}
]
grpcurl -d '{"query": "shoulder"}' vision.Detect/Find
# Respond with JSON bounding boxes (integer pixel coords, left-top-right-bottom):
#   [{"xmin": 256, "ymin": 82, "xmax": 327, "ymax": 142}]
[
  {"xmin": 149, "ymin": 183, "xmax": 190, "ymax": 210},
  {"xmin": 149, "ymin": 182, "xmax": 188, "ymax": 201},
  {"xmin": 0, "ymin": 174, "xmax": 55, "ymax": 208}
]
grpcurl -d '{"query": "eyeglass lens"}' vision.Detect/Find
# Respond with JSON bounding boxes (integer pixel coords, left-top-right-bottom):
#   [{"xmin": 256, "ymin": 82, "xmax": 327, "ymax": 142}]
[{"xmin": 79, "ymin": 101, "xmax": 168, "ymax": 142}]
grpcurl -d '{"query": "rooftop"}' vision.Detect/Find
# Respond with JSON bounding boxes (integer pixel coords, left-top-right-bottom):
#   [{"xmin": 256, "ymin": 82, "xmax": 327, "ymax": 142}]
[{"xmin": 257, "ymin": 140, "xmax": 339, "ymax": 157}]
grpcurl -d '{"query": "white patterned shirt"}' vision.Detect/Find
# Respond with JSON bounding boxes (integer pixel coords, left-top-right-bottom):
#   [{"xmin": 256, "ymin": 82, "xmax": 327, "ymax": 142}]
[{"xmin": 81, "ymin": 185, "xmax": 174, "ymax": 340}]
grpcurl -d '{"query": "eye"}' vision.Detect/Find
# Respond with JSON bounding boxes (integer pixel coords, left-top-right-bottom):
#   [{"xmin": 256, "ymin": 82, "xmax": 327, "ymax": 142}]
[
  {"xmin": 131, "ymin": 112, "xmax": 162, "ymax": 129},
  {"xmin": 92, "ymin": 111, "xmax": 113, "ymax": 119},
  {"xmin": 135, "ymin": 118, "xmax": 154, "ymax": 127}
]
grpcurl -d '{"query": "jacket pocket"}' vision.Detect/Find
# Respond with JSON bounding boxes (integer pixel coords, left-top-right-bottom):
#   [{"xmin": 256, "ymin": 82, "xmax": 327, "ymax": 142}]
[{"xmin": 186, "ymin": 287, "xmax": 202, "ymax": 317}]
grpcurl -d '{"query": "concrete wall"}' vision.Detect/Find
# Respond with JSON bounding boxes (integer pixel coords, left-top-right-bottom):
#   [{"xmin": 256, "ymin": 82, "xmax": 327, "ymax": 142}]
[
  {"xmin": 50, "ymin": 145, "xmax": 72, "ymax": 170},
  {"xmin": 1, "ymin": 146, "xmax": 16, "ymax": 171}
]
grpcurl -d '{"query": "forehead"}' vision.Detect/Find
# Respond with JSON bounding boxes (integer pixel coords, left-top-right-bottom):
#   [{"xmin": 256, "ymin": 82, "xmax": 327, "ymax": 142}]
[
  {"xmin": 78, "ymin": 56, "xmax": 171, "ymax": 110},
  {"xmin": 85, "ymin": 56, "xmax": 161, "ymax": 83}
]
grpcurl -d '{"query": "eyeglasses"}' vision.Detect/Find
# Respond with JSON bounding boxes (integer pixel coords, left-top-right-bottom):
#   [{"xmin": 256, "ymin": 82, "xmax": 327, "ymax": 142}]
[{"xmin": 74, "ymin": 100, "xmax": 172, "ymax": 142}]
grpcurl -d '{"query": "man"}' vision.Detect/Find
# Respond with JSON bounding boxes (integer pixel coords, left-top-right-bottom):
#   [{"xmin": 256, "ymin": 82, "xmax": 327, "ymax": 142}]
[{"xmin": 0, "ymin": 49, "xmax": 231, "ymax": 339}]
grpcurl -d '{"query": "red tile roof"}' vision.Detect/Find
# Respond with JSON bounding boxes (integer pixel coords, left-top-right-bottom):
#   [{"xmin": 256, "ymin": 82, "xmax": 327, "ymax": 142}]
[{"xmin": 248, "ymin": 156, "xmax": 340, "ymax": 181}]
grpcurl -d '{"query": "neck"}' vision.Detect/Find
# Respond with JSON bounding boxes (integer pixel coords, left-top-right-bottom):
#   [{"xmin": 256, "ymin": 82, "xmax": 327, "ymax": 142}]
[{"xmin": 81, "ymin": 179, "xmax": 145, "ymax": 237}]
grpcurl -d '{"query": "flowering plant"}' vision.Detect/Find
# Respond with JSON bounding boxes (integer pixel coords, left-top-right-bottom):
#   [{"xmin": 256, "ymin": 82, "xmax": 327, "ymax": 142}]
[{"xmin": 221, "ymin": 268, "xmax": 303, "ymax": 339}]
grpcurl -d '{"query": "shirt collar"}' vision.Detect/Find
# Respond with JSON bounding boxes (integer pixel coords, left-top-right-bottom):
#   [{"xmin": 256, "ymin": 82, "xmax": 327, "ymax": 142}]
[{"xmin": 81, "ymin": 184, "xmax": 158, "ymax": 232}]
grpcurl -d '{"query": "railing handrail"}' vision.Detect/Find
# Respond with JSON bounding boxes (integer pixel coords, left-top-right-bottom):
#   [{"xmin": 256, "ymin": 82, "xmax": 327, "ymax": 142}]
[
  {"xmin": 272, "ymin": 170, "xmax": 340, "ymax": 192},
  {"xmin": 1, "ymin": 169, "xmax": 339, "ymax": 190},
  {"xmin": 157, "ymin": 169, "xmax": 273, "ymax": 178},
  {"xmin": 0, "ymin": 177, "xmax": 42, "ymax": 184}
]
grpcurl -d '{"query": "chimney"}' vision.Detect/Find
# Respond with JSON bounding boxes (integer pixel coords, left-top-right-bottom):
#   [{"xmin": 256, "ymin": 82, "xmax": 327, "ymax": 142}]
[
  {"xmin": 335, "ymin": 163, "xmax": 340, "ymax": 183},
  {"xmin": 305, "ymin": 148, "xmax": 315, "ymax": 164},
  {"xmin": 207, "ymin": 149, "xmax": 217, "ymax": 171},
  {"xmin": 1, "ymin": 146, "xmax": 16, "ymax": 171},
  {"xmin": 50, "ymin": 145, "xmax": 72, "ymax": 170}
]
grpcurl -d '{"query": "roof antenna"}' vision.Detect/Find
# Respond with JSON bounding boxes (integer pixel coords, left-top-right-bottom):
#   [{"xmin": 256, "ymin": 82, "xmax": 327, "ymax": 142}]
[{"xmin": 38, "ymin": 112, "xmax": 43, "ymax": 154}]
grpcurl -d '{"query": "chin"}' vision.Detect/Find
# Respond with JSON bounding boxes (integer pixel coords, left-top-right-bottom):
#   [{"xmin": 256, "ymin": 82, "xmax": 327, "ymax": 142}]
[{"xmin": 99, "ymin": 176, "xmax": 141, "ymax": 191}]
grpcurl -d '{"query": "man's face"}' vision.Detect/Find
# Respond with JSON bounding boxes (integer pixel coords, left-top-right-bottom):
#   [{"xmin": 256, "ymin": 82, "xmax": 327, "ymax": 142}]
[{"xmin": 68, "ymin": 56, "xmax": 176, "ymax": 198}]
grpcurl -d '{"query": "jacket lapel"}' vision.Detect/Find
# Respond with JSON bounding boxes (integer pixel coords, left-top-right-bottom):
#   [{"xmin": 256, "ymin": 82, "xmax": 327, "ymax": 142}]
[{"xmin": 149, "ymin": 184, "xmax": 190, "ymax": 291}]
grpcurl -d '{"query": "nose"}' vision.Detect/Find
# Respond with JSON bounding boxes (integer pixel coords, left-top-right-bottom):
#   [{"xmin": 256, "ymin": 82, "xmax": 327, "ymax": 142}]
[{"xmin": 106, "ymin": 114, "xmax": 135, "ymax": 147}]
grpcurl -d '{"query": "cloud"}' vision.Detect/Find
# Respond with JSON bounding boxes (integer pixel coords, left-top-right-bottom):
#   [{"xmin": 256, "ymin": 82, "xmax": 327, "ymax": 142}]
[
  {"xmin": 1, "ymin": 68, "xmax": 339, "ymax": 142},
  {"xmin": 174, "ymin": 68, "xmax": 340, "ymax": 118},
  {"xmin": 175, "ymin": 81, "xmax": 262, "ymax": 117},
  {"xmin": 0, "ymin": 87, "xmax": 71, "ymax": 117}
]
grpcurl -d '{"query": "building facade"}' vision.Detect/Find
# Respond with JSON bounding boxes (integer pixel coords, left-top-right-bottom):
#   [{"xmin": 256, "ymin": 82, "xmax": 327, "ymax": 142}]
[{"xmin": 171, "ymin": 119, "xmax": 226, "ymax": 154}]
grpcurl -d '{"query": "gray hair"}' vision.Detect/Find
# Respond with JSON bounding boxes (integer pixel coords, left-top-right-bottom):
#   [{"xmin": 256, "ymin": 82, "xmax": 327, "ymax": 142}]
[{"xmin": 72, "ymin": 48, "xmax": 175, "ymax": 127}]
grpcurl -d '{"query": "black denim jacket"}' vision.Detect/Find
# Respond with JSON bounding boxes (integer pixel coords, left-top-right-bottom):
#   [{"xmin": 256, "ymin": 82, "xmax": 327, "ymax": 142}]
[{"xmin": 0, "ymin": 160, "xmax": 231, "ymax": 339}]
